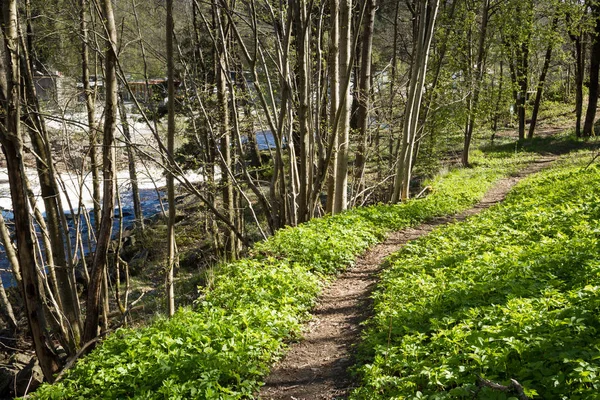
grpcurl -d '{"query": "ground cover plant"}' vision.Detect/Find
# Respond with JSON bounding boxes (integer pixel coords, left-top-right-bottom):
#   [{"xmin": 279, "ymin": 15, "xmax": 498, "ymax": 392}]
[
  {"xmin": 31, "ymin": 151, "xmax": 532, "ymax": 399},
  {"xmin": 350, "ymin": 154, "xmax": 600, "ymax": 399}
]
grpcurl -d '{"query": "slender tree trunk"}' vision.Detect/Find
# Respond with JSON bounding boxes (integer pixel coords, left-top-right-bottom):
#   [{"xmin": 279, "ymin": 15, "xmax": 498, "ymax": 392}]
[
  {"xmin": 214, "ymin": 3, "xmax": 236, "ymax": 259},
  {"xmin": 0, "ymin": 213, "xmax": 20, "ymax": 284},
  {"xmin": 118, "ymin": 97, "xmax": 144, "ymax": 229},
  {"xmin": 20, "ymin": 16, "xmax": 82, "ymax": 351},
  {"xmin": 83, "ymin": 0, "xmax": 118, "ymax": 345},
  {"xmin": 517, "ymin": 40, "xmax": 529, "ymax": 141},
  {"xmin": 0, "ymin": 0, "xmax": 59, "ymax": 380},
  {"xmin": 387, "ymin": 2, "xmax": 400, "ymax": 178},
  {"xmin": 584, "ymin": 4, "xmax": 600, "ymax": 137},
  {"xmin": 567, "ymin": 12, "xmax": 585, "ymax": 137},
  {"xmin": 528, "ymin": 17, "xmax": 558, "ymax": 140},
  {"xmin": 392, "ymin": 0, "xmax": 440, "ymax": 202},
  {"xmin": 462, "ymin": 0, "xmax": 490, "ymax": 167},
  {"xmin": 354, "ymin": 0, "xmax": 376, "ymax": 199},
  {"xmin": 80, "ymin": 0, "xmax": 101, "ymax": 234},
  {"xmin": 293, "ymin": 0, "xmax": 313, "ymax": 222},
  {"xmin": 333, "ymin": 0, "xmax": 352, "ymax": 213},
  {"xmin": 326, "ymin": 0, "xmax": 340, "ymax": 214},
  {"xmin": 166, "ymin": 0, "xmax": 176, "ymax": 316}
]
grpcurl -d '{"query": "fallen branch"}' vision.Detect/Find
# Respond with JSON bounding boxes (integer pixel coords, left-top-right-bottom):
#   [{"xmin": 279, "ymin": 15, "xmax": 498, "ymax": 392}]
[
  {"xmin": 476, "ymin": 375, "xmax": 530, "ymax": 400},
  {"xmin": 54, "ymin": 336, "xmax": 103, "ymax": 383}
]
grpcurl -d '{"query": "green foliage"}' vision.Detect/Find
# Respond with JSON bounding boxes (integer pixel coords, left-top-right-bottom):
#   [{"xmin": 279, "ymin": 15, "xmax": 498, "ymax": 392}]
[
  {"xmin": 351, "ymin": 158, "xmax": 600, "ymax": 399},
  {"xmin": 32, "ymin": 151, "xmax": 531, "ymax": 399},
  {"xmin": 35, "ymin": 259, "xmax": 320, "ymax": 399}
]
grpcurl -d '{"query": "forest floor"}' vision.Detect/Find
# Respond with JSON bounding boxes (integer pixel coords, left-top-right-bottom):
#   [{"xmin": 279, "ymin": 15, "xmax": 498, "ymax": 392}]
[{"xmin": 259, "ymin": 154, "xmax": 559, "ymax": 400}]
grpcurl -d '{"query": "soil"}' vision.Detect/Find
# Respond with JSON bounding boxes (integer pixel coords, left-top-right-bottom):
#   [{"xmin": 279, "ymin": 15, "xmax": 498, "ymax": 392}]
[{"xmin": 258, "ymin": 156, "xmax": 558, "ymax": 400}]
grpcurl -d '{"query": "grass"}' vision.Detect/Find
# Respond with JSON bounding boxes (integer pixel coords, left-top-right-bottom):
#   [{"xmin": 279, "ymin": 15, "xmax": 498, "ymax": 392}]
[
  {"xmin": 350, "ymin": 153, "xmax": 600, "ymax": 399},
  {"xmin": 31, "ymin": 144, "xmax": 538, "ymax": 399}
]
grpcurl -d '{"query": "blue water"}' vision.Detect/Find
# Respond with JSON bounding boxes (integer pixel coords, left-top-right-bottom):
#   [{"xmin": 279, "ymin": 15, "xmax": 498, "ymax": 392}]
[
  {"xmin": 0, "ymin": 188, "xmax": 165, "ymax": 288},
  {"xmin": 241, "ymin": 130, "xmax": 283, "ymax": 150}
]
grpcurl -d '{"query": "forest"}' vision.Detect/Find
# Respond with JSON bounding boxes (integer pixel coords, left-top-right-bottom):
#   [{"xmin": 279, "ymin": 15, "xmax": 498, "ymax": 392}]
[{"xmin": 0, "ymin": 0, "xmax": 600, "ymax": 398}]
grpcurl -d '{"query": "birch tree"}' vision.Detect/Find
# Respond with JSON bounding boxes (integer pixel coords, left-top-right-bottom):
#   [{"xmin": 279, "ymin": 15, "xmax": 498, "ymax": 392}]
[{"xmin": 392, "ymin": 0, "xmax": 440, "ymax": 202}]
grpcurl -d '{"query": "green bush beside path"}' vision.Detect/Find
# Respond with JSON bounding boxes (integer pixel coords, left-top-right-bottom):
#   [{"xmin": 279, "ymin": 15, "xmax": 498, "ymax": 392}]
[
  {"xmin": 351, "ymin": 156, "xmax": 600, "ymax": 399},
  {"xmin": 32, "ymin": 151, "xmax": 532, "ymax": 399}
]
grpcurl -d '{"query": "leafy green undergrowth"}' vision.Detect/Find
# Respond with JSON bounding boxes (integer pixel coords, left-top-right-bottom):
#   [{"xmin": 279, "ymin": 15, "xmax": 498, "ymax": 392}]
[
  {"xmin": 32, "ymin": 152, "xmax": 532, "ymax": 399},
  {"xmin": 350, "ymin": 157, "xmax": 600, "ymax": 399}
]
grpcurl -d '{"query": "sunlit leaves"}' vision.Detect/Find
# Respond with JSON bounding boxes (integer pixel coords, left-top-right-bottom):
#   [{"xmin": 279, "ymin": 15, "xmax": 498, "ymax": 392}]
[
  {"xmin": 32, "ymin": 150, "xmax": 531, "ymax": 399},
  {"xmin": 352, "ymin": 160, "xmax": 600, "ymax": 399}
]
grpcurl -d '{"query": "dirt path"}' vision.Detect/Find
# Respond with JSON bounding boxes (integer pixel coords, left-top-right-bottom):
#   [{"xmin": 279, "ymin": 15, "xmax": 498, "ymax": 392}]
[{"xmin": 258, "ymin": 156, "xmax": 557, "ymax": 400}]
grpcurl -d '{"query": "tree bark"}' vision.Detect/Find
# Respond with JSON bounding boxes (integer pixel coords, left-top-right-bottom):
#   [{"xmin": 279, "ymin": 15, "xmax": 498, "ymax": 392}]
[
  {"xmin": 83, "ymin": 0, "xmax": 118, "ymax": 345},
  {"xmin": 292, "ymin": 0, "xmax": 314, "ymax": 222},
  {"xmin": 392, "ymin": 0, "xmax": 440, "ymax": 202},
  {"xmin": 528, "ymin": 17, "xmax": 558, "ymax": 140},
  {"xmin": 118, "ymin": 97, "xmax": 144, "ymax": 229},
  {"xmin": 20, "ymin": 15, "xmax": 82, "ymax": 351},
  {"xmin": 333, "ymin": 0, "xmax": 352, "ymax": 213},
  {"xmin": 567, "ymin": 12, "xmax": 585, "ymax": 138},
  {"xmin": 166, "ymin": 0, "xmax": 177, "ymax": 316},
  {"xmin": 80, "ymin": 0, "xmax": 101, "ymax": 232},
  {"xmin": 584, "ymin": 3, "xmax": 600, "ymax": 137},
  {"xmin": 214, "ymin": 3, "xmax": 236, "ymax": 259},
  {"xmin": 462, "ymin": 0, "xmax": 490, "ymax": 167},
  {"xmin": 0, "ymin": 0, "xmax": 59, "ymax": 380},
  {"xmin": 354, "ymin": 0, "xmax": 376, "ymax": 199},
  {"xmin": 326, "ymin": 0, "xmax": 340, "ymax": 214}
]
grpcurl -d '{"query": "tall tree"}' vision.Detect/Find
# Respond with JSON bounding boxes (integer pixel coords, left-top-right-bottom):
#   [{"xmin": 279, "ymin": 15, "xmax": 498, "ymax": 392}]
[
  {"xmin": 166, "ymin": 0, "xmax": 176, "ymax": 316},
  {"xmin": 392, "ymin": 0, "xmax": 441, "ymax": 202},
  {"xmin": 0, "ymin": 0, "xmax": 59, "ymax": 381},
  {"xmin": 528, "ymin": 14, "xmax": 559, "ymax": 139},
  {"xmin": 462, "ymin": 0, "xmax": 494, "ymax": 167},
  {"xmin": 333, "ymin": 0, "xmax": 353, "ymax": 213},
  {"xmin": 503, "ymin": 0, "xmax": 534, "ymax": 141},
  {"xmin": 80, "ymin": 0, "xmax": 102, "ymax": 232},
  {"xmin": 566, "ymin": 1, "xmax": 588, "ymax": 137},
  {"xmin": 292, "ymin": 0, "xmax": 315, "ymax": 222},
  {"xmin": 83, "ymin": 0, "xmax": 118, "ymax": 345},
  {"xmin": 353, "ymin": 0, "xmax": 377, "ymax": 202},
  {"xmin": 326, "ymin": 0, "xmax": 340, "ymax": 214},
  {"xmin": 583, "ymin": 1, "xmax": 600, "ymax": 137}
]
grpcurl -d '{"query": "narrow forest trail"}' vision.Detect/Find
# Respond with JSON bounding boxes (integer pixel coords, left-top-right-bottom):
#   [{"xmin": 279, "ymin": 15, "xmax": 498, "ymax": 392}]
[{"xmin": 258, "ymin": 155, "xmax": 558, "ymax": 400}]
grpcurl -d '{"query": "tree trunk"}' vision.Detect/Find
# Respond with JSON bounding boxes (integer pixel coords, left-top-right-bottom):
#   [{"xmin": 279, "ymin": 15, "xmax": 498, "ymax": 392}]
[
  {"xmin": 0, "ymin": 0, "xmax": 59, "ymax": 380},
  {"xmin": 567, "ymin": 12, "xmax": 585, "ymax": 138},
  {"xmin": 80, "ymin": 0, "xmax": 101, "ymax": 233},
  {"xmin": 20, "ymin": 16, "xmax": 82, "ymax": 351},
  {"xmin": 333, "ymin": 0, "xmax": 352, "ymax": 213},
  {"xmin": 392, "ymin": 0, "xmax": 440, "ymax": 202},
  {"xmin": 584, "ymin": 4, "xmax": 600, "ymax": 137},
  {"xmin": 528, "ymin": 17, "xmax": 558, "ymax": 140},
  {"xmin": 118, "ymin": 97, "xmax": 144, "ymax": 229},
  {"xmin": 354, "ymin": 0, "xmax": 376, "ymax": 199},
  {"xmin": 517, "ymin": 40, "xmax": 529, "ymax": 141},
  {"xmin": 166, "ymin": 0, "xmax": 177, "ymax": 316},
  {"xmin": 214, "ymin": 3, "xmax": 236, "ymax": 259},
  {"xmin": 462, "ymin": 0, "xmax": 490, "ymax": 167},
  {"xmin": 326, "ymin": 0, "xmax": 340, "ymax": 214},
  {"xmin": 292, "ymin": 0, "xmax": 313, "ymax": 222},
  {"xmin": 83, "ymin": 0, "xmax": 118, "ymax": 345}
]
